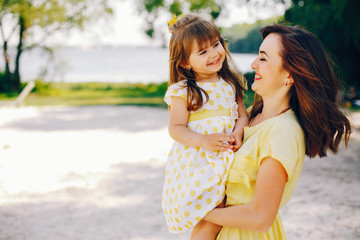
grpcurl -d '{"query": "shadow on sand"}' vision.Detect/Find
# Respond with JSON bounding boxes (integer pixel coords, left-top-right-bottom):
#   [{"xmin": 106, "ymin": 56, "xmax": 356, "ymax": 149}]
[
  {"xmin": 0, "ymin": 105, "xmax": 169, "ymax": 133},
  {"xmin": 0, "ymin": 161, "xmax": 188, "ymax": 240}
]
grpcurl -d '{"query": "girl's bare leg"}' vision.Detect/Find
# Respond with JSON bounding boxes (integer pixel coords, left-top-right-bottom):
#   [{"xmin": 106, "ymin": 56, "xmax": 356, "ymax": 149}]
[
  {"xmin": 191, "ymin": 198, "xmax": 226, "ymax": 239},
  {"xmin": 190, "ymin": 220, "xmax": 222, "ymax": 240}
]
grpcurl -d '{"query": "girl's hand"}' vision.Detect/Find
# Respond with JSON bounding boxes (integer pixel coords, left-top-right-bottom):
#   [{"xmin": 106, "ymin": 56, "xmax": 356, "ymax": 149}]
[
  {"xmin": 216, "ymin": 197, "xmax": 226, "ymax": 208},
  {"xmin": 230, "ymin": 129, "xmax": 243, "ymax": 152},
  {"xmin": 202, "ymin": 133, "xmax": 234, "ymax": 151}
]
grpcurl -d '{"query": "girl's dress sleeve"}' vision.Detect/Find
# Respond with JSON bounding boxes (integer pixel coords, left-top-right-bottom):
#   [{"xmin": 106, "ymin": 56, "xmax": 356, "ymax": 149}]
[
  {"xmin": 164, "ymin": 82, "xmax": 187, "ymax": 106},
  {"xmin": 258, "ymin": 120, "xmax": 303, "ymax": 181}
]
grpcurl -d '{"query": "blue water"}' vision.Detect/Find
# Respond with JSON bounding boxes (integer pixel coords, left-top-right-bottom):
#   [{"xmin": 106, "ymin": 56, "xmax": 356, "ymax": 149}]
[{"xmin": 15, "ymin": 46, "xmax": 256, "ymax": 83}]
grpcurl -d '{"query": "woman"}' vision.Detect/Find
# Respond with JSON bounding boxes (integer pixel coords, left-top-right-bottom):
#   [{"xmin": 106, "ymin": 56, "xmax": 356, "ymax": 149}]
[{"xmin": 191, "ymin": 24, "xmax": 351, "ymax": 239}]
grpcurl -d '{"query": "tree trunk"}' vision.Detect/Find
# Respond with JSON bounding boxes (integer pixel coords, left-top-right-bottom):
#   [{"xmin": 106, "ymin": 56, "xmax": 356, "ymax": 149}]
[
  {"xmin": 1, "ymin": 40, "xmax": 11, "ymax": 92},
  {"xmin": 13, "ymin": 16, "xmax": 25, "ymax": 91}
]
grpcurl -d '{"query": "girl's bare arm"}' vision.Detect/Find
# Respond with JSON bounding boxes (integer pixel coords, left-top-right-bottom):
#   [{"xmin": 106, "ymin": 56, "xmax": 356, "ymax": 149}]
[{"xmin": 169, "ymin": 96, "xmax": 234, "ymax": 151}]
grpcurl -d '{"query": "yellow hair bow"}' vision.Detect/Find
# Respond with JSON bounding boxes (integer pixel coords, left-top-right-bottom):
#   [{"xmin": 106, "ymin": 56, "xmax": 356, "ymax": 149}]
[{"xmin": 167, "ymin": 14, "xmax": 184, "ymax": 28}]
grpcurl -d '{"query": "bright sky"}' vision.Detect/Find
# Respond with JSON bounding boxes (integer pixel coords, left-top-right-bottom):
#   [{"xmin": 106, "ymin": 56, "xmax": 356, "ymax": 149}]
[{"xmin": 53, "ymin": 0, "xmax": 288, "ymax": 47}]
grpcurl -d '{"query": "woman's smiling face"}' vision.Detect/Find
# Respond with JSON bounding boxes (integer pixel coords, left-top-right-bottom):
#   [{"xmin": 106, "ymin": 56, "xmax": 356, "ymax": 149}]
[{"xmin": 250, "ymin": 33, "xmax": 290, "ymax": 97}]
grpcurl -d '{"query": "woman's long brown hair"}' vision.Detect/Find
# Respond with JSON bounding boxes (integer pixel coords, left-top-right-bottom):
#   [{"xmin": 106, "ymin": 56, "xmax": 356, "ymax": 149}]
[
  {"xmin": 250, "ymin": 24, "xmax": 351, "ymax": 158},
  {"xmin": 168, "ymin": 14, "xmax": 246, "ymax": 111}
]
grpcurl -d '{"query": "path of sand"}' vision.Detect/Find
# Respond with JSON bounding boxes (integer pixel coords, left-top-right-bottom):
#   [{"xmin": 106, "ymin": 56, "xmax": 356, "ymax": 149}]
[{"xmin": 0, "ymin": 106, "xmax": 359, "ymax": 240}]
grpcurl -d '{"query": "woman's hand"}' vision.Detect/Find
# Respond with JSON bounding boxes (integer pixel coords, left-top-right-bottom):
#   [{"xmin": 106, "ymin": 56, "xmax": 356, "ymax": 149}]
[{"xmin": 201, "ymin": 133, "xmax": 234, "ymax": 151}]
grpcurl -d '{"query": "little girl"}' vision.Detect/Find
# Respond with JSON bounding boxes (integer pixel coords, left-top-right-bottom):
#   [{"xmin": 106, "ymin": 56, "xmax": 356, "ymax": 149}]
[{"xmin": 161, "ymin": 14, "xmax": 248, "ymax": 239}]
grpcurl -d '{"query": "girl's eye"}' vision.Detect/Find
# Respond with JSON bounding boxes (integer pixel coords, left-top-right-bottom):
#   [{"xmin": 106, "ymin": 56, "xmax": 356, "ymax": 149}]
[
  {"xmin": 214, "ymin": 42, "xmax": 219, "ymax": 47},
  {"xmin": 260, "ymin": 58, "xmax": 266, "ymax": 61},
  {"xmin": 200, "ymin": 50, "xmax": 207, "ymax": 55}
]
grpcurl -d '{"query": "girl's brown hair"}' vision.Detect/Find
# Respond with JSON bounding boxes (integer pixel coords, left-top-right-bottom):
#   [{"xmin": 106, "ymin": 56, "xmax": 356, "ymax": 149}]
[
  {"xmin": 250, "ymin": 24, "xmax": 351, "ymax": 158},
  {"xmin": 168, "ymin": 14, "xmax": 246, "ymax": 111}
]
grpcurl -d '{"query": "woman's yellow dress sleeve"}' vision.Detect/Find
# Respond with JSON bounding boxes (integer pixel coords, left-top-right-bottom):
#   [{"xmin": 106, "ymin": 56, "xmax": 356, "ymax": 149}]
[{"xmin": 258, "ymin": 119, "xmax": 303, "ymax": 181}]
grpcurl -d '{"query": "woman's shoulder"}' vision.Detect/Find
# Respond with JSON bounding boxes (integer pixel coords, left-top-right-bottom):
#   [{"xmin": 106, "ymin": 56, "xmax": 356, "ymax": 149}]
[
  {"xmin": 277, "ymin": 110, "xmax": 302, "ymax": 129},
  {"xmin": 257, "ymin": 110, "xmax": 303, "ymax": 137},
  {"xmin": 269, "ymin": 110, "xmax": 304, "ymax": 139}
]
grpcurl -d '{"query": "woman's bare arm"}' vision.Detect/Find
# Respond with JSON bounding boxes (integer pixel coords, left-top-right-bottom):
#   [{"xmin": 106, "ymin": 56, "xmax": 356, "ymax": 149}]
[{"xmin": 204, "ymin": 157, "xmax": 287, "ymax": 233}]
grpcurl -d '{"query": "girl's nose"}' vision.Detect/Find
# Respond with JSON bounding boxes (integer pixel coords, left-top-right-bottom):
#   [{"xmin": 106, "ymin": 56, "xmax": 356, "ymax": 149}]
[{"xmin": 210, "ymin": 48, "xmax": 219, "ymax": 58}]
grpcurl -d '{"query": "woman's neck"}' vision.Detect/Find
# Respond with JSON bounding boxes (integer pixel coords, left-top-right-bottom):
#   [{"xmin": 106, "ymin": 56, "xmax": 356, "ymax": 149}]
[{"xmin": 261, "ymin": 96, "xmax": 291, "ymax": 120}]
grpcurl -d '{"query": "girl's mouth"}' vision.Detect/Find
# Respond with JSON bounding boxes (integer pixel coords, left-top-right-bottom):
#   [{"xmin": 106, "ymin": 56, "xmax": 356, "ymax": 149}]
[{"xmin": 208, "ymin": 58, "xmax": 220, "ymax": 66}]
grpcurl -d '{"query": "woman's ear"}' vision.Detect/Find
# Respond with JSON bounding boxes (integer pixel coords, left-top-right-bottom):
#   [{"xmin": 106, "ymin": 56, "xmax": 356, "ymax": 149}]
[{"xmin": 287, "ymin": 73, "xmax": 294, "ymax": 85}]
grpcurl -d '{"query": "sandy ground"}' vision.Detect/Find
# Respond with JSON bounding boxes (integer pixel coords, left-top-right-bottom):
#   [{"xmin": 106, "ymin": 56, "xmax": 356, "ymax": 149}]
[{"xmin": 0, "ymin": 105, "xmax": 358, "ymax": 240}]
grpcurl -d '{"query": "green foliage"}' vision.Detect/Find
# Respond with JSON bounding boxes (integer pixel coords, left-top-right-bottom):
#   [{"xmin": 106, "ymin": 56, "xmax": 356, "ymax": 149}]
[
  {"xmin": 0, "ymin": 72, "xmax": 9, "ymax": 92},
  {"xmin": 284, "ymin": 0, "xmax": 360, "ymax": 88},
  {"xmin": 222, "ymin": 16, "xmax": 283, "ymax": 53},
  {"xmin": 144, "ymin": 0, "xmax": 165, "ymax": 12},
  {"xmin": 187, "ymin": 0, "xmax": 222, "ymax": 19},
  {"xmin": 136, "ymin": 0, "xmax": 288, "ymax": 45},
  {"xmin": 0, "ymin": 78, "xmax": 257, "ymax": 108},
  {"xmin": 243, "ymin": 71, "xmax": 255, "ymax": 90},
  {"xmin": 169, "ymin": 0, "xmax": 182, "ymax": 15},
  {"xmin": 1, "ymin": 0, "xmax": 113, "ymax": 44},
  {"xmin": 227, "ymin": 28, "xmax": 263, "ymax": 53},
  {"xmin": 0, "ymin": 71, "xmax": 18, "ymax": 93},
  {"xmin": 0, "ymin": 72, "xmax": 17, "ymax": 96},
  {"xmin": 137, "ymin": 0, "xmax": 223, "ymax": 40},
  {"xmin": 0, "ymin": 0, "xmax": 113, "ymax": 93},
  {"xmin": 110, "ymin": 82, "xmax": 168, "ymax": 98},
  {"xmin": 243, "ymin": 89, "xmax": 254, "ymax": 109},
  {"xmin": 16, "ymin": 80, "xmax": 169, "ymax": 107},
  {"xmin": 32, "ymin": 78, "xmax": 53, "ymax": 95}
]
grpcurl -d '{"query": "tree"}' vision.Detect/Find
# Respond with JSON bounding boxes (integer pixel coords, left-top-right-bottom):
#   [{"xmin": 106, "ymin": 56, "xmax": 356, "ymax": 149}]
[
  {"xmin": 0, "ymin": 0, "xmax": 113, "ymax": 92},
  {"xmin": 137, "ymin": 0, "xmax": 222, "ymax": 39},
  {"xmin": 137, "ymin": 0, "xmax": 359, "ymax": 89},
  {"xmin": 135, "ymin": 0, "xmax": 288, "ymax": 44},
  {"xmin": 223, "ymin": 16, "xmax": 283, "ymax": 53},
  {"xmin": 284, "ymin": 0, "xmax": 360, "ymax": 88}
]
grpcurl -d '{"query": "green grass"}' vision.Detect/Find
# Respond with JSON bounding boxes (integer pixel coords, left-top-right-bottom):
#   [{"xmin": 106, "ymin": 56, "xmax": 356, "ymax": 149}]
[
  {"xmin": 0, "ymin": 81, "xmax": 168, "ymax": 107},
  {"xmin": 0, "ymin": 80, "xmax": 256, "ymax": 108},
  {"xmin": 23, "ymin": 95, "xmax": 166, "ymax": 107},
  {"xmin": 3, "ymin": 80, "xmax": 356, "ymax": 114},
  {"xmin": 348, "ymin": 106, "xmax": 360, "ymax": 112}
]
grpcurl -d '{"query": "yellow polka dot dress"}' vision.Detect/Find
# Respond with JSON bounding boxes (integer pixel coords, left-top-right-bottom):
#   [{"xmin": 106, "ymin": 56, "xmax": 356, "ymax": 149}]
[{"xmin": 162, "ymin": 79, "xmax": 239, "ymax": 234}]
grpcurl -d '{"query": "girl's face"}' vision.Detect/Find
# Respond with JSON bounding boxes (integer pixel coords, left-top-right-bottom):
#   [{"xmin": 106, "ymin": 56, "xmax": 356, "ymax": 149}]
[
  {"xmin": 186, "ymin": 39, "xmax": 225, "ymax": 82},
  {"xmin": 250, "ymin": 33, "xmax": 290, "ymax": 97}
]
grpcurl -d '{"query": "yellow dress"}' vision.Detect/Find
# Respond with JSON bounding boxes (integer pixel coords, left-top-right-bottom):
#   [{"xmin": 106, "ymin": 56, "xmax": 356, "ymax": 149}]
[
  {"xmin": 162, "ymin": 79, "xmax": 240, "ymax": 234},
  {"xmin": 217, "ymin": 109, "xmax": 305, "ymax": 240}
]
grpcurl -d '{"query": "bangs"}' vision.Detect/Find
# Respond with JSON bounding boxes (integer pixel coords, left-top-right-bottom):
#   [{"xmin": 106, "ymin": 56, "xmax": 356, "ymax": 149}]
[{"xmin": 183, "ymin": 20, "xmax": 220, "ymax": 52}]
